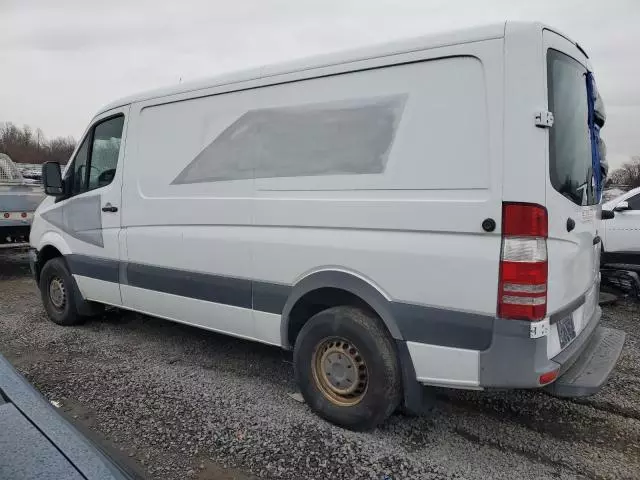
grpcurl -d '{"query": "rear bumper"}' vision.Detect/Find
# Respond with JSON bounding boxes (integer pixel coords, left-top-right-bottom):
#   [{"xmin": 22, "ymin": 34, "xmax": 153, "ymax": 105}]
[
  {"xmin": 545, "ymin": 326, "xmax": 626, "ymax": 397},
  {"xmin": 478, "ymin": 303, "xmax": 618, "ymax": 390},
  {"xmin": 405, "ymin": 283, "xmax": 624, "ymax": 393}
]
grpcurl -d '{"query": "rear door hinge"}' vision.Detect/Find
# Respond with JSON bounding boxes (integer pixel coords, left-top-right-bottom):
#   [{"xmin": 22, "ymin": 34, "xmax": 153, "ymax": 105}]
[{"xmin": 535, "ymin": 110, "xmax": 554, "ymax": 128}]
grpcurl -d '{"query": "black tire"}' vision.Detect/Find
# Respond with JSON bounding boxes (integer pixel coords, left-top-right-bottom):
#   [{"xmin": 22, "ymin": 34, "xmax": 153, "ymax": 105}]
[
  {"xmin": 39, "ymin": 257, "xmax": 84, "ymax": 326},
  {"xmin": 293, "ymin": 306, "xmax": 401, "ymax": 431}
]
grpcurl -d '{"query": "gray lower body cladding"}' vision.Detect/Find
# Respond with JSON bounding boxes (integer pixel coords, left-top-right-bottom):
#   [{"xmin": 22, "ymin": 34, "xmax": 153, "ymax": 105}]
[
  {"xmin": 34, "ymin": 252, "xmax": 621, "ymax": 394},
  {"xmin": 545, "ymin": 326, "xmax": 626, "ymax": 397},
  {"xmin": 479, "ymin": 305, "xmax": 604, "ymax": 389},
  {"xmin": 56, "ymin": 254, "xmax": 493, "ymax": 350}
]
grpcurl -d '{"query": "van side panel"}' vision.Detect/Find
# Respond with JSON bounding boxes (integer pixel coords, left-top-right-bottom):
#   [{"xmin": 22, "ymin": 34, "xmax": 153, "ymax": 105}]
[
  {"xmin": 120, "ymin": 100, "xmax": 256, "ymax": 339},
  {"xmin": 120, "ymin": 39, "xmax": 504, "ymax": 361},
  {"xmin": 251, "ymin": 41, "xmax": 504, "ymax": 317}
]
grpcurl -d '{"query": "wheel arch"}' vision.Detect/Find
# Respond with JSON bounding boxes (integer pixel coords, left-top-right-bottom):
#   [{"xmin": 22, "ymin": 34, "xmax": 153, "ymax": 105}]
[
  {"xmin": 37, "ymin": 246, "xmax": 101, "ymax": 318},
  {"xmin": 36, "ymin": 245, "xmax": 63, "ymax": 282},
  {"xmin": 280, "ymin": 269, "xmax": 402, "ymax": 350},
  {"xmin": 36, "ymin": 231, "xmax": 71, "ymax": 256}
]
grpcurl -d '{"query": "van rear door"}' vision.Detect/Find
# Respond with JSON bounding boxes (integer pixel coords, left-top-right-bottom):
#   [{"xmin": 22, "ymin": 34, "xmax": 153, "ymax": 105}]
[{"xmin": 544, "ymin": 30, "xmax": 600, "ymax": 356}]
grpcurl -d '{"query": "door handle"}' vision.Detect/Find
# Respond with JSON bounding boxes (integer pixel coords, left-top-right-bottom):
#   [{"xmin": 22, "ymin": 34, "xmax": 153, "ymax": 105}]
[{"xmin": 101, "ymin": 203, "xmax": 118, "ymax": 213}]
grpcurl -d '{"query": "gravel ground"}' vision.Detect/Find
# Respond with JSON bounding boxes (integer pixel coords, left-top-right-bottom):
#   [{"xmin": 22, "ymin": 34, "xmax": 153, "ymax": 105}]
[{"xmin": 1, "ymin": 248, "xmax": 639, "ymax": 480}]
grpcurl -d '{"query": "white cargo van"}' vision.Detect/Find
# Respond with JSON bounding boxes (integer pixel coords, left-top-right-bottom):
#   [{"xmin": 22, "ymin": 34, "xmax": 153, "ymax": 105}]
[{"xmin": 30, "ymin": 21, "xmax": 625, "ymax": 430}]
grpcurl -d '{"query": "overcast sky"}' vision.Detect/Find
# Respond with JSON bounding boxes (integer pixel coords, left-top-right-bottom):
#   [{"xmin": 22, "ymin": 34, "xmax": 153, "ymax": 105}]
[{"xmin": 1, "ymin": 0, "xmax": 639, "ymax": 168}]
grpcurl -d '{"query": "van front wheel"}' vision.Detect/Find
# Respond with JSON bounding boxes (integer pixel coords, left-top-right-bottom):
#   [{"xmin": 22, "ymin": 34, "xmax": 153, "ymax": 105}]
[
  {"xmin": 39, "ymin": 257, "xmax": 83, "ymax": 326},
  {"xmin": 293, "ymin": 306, "xmax": 401, "ymax": 430}
]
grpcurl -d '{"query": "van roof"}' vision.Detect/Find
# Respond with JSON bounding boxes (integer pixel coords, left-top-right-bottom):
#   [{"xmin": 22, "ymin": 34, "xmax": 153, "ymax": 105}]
[{"xmin": 97, "ymin": 21, "xmax": 554, "ymax": 115}]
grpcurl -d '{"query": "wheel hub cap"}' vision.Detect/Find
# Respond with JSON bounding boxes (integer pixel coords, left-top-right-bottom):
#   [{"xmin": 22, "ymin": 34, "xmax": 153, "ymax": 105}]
[
  {"xmin": 312, "ymin": 338, "xmax": 368, "ymax": 406},
  {"xmin": 49, "ymin": 277, "xmax": 66, "ymax": 309}
]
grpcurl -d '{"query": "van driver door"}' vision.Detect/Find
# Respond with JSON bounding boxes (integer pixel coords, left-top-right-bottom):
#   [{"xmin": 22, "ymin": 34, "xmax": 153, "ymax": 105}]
[{"xmin": 39, "ymin": 107, "xmax": 130, "ymax": 306}]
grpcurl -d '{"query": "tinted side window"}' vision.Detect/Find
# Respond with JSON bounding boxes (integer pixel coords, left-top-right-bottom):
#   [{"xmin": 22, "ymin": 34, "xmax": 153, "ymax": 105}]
[
  {"xmin": 68, "ymin": 136, "xmax": 90, "ymax": 195},
  {"xmin": 547, "ymin": 50, "xmax": 595, "ymax": 206},
  {"xmin": 88, "ymin": 116, "xmax": 124, "ymax": 191},
  {"xmin": 627, "ymin": 194, "xmax": 640, "ymax": 211}
]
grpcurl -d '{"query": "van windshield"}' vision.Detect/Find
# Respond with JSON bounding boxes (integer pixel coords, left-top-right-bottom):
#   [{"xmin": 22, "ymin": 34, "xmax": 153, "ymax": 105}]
[{"xmin": 547, "ymin": 49, "xmax": 596, "ymax": 206}]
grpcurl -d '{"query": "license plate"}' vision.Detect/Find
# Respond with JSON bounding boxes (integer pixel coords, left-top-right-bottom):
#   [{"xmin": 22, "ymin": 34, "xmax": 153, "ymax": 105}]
[{"xmin": 558, "ymin": 316, "xmax": 576, "ymax": 349}]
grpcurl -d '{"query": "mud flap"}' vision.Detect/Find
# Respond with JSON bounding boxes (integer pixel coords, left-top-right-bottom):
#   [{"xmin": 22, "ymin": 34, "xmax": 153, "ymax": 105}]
[
  {"xmin": 395, "ymin": 340, "xmax": 435, "ymax": 415},
  {"xmin": 60, "ymin": 257, "xmax": 104, "ymax": 318}
]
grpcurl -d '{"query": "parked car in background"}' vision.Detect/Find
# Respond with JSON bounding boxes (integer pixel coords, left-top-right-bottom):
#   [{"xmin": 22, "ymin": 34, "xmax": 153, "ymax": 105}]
[
  {"xmin": 0, "ymin": 154, "xmax": 45, "ymax": 244},
  {"xmin": 0, "ymin": 353, "xmax": 136, "ymax": 479},
  {"xmin": 602, "ymin": 186, "xmax": 640, "ymax": 266},
  {"xmin": 602, "ymin": 187, "xmax": 628, "ymax": 203},
  {"xmin": 18, "ymin": 163, "xmax": 44, "ymax": 183}
]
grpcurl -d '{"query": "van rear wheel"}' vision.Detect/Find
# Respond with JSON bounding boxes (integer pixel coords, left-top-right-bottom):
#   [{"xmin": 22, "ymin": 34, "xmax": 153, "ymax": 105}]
[
  {"xmin": 293, "ymin": 306, "xmax": 401, "ymax": 430},
  {"xmin": 39, "ymin": 257, "xmax": 84, "ymax": 326}
]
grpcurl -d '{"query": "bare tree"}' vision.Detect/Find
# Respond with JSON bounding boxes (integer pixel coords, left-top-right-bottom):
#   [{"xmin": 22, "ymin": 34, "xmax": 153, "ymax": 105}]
[
  {"xmin": 36, "ymin": 128, "xmax": 44, "ymax": 152},
  {"xmin": 608, "ymin": 156, "xmax": 640, "ymax": 189},
  {"xmin": 0, "ymin": 122, "xmax": 76, "ymax": 164},
  {"xmin": 22, "ymin": 125, "xmax": 32, "ymax": 147}
]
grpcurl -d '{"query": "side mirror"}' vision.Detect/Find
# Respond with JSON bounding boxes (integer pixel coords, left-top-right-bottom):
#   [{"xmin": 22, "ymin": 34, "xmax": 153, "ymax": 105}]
[
  {"xmin": 614, "ymin": 201, "xmax": 630, "ymax": 212},
  {"xmin": 601, "ymin": 210, "xmax": 615, "ymax": 220},
  {"xmin": 42, "ymin": 162, "xmax": 63, "ymax": 196}
]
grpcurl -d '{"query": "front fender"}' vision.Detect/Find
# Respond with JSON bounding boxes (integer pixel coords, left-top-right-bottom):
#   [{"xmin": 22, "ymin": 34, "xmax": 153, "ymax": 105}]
[{"xmin": 34, "ymin": 230, "xmax": 71, "ymax": 256}]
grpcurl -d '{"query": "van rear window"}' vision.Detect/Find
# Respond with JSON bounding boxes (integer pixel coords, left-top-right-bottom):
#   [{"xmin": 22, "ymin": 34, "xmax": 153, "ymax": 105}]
[{"xmin": 547, "ymin": 49, "xmax": 596, "ymax": 206}]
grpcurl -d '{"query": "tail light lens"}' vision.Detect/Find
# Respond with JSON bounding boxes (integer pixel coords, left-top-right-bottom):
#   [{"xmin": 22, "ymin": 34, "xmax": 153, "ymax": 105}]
[
  {"xmin": 539, "ymin": 369, "xmax": 559, "ymax": 385},
  {"xmin": 502, "ymin": 203, "xmax": 548, "ymax": 237},
  {"xmin": 498, "ymin": 203, "xmax": 548, "ymax": 321}
]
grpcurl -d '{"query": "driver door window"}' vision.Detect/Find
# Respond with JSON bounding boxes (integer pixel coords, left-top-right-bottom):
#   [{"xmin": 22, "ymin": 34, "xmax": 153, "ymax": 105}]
[
  {"xmin": 66, "ymin": 115, "xmax": 124, "ymax": 197},
  {"xmin": 69, "ymin": 136, "xmax": 89, "ymax": 195},
  {"xmin": 88, "ymin": 116, "xmax": 124, "ymax": 190}
]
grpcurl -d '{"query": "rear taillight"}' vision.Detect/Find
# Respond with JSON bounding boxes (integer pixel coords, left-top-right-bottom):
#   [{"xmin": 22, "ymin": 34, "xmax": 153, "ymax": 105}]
[
  {"xmin": 538, "ymin": 369, "xmax": 559, "ymax": 385},
  {"xmin": 498, "ymin": 203, "xmax": 548, "ymax": 321}
]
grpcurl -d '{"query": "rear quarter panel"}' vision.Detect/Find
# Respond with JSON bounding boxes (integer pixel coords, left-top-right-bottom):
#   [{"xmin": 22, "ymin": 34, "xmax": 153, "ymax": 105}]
[
  {"xmin": 250, "ymin": 40, "xmax": 505, "ymax": 316},
  {"xmin": 503, "ymin": 23, "xmax": 598, "ymax": 316}
]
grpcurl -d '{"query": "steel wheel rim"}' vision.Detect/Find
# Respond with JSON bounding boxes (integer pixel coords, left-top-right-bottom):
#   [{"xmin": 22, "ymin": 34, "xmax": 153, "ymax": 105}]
[
  {"xmin": 48, "ymin": 276, "xmax": 66, "ymax": 309},
  {"xmin": 311, "ymin": 337, "xmax": 368, "ymax": 406}
]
